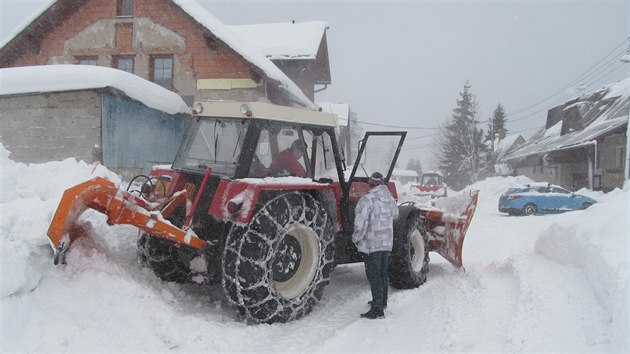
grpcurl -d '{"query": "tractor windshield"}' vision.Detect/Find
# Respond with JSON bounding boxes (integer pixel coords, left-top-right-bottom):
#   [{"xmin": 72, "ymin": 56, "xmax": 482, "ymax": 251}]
[{"xmin": 172, "ymin": 117, "xmax": 249, "ymax": 176}]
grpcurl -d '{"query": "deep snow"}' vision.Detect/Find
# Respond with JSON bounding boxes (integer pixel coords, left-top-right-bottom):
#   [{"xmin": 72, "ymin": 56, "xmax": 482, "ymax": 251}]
[{"xmin": 1, "ymin": 144, "xmax": 627, "ymax": 352}]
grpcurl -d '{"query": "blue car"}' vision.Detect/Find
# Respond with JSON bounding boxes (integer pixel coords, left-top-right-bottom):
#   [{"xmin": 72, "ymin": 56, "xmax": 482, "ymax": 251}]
[{"xmin": 498, "ymin": 183, "xmax": 597, "ymax": 216}]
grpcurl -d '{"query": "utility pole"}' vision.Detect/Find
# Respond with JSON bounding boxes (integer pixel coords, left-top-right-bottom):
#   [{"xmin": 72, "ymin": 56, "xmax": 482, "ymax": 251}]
[{"xmin": 621, "ymin": 48, "xmax": 630, "ymax": 183}]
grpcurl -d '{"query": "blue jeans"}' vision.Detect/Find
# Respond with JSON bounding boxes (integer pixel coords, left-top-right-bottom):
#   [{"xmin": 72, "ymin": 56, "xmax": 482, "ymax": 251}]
[{"xmin": 363, "ymin": 251, "xmax": 390, "ymax": 309}]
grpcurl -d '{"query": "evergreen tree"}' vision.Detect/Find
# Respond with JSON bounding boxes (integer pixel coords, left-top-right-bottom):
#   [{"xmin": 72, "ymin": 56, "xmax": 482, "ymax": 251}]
[
  {"xmin": 484, "ymin": 103, "xmax": 508, "ymax": 176},
  {"xmin": 434, "ymin": 82, "xmax": 487, "ymax": 190},
  {"xmin": 486, "ymin": 103, "xmax": 508, "ymax": 142}
]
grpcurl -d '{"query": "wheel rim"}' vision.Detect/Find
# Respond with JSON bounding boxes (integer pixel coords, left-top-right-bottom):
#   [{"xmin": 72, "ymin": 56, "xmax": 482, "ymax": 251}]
[
  {"xmin": 273, "ymin": 235, "xmax": 302, "ymax": 282},
  {"xmin": 409, "ymin": 228, "xmax": 425, "ymax": 272},
  {"xmin": 525, "ymin": 205, "xmax": 536, "ymax": 215},
  {"xmin": 273, "ymin": 226, "xmax": 320, "ymax": 299}
]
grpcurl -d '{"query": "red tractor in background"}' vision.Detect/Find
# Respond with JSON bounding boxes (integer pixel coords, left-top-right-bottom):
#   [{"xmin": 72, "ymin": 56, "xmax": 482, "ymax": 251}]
[
  {"xmin": 413, "ymin": 171, "xmax": 448, "ymax": 198},
  {"xmin": 47, "ymin": 101, "xmax": 478, "ymax": 324}
]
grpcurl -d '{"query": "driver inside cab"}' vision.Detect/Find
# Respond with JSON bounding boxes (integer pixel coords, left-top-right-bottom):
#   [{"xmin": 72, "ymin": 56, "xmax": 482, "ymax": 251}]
[{"xmin": 268, "ymin": 139, "xmax": 307, "ymax": 177}]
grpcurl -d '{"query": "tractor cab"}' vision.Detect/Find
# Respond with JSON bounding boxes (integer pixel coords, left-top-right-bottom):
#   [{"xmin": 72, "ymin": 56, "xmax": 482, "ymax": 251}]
[
  {"xmin": 175, "ymin": 102, "xmax": 344, "ymax": 182},
  {"xmin": 413, "ymin": 171, "xmax": 448, "ymax": 198}
]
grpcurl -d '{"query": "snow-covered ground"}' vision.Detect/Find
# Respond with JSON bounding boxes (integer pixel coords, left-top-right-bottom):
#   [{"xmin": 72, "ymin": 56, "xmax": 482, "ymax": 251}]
[{"xmin": 1, "ymin": 145, "xmax": 627, "ymax": 352}]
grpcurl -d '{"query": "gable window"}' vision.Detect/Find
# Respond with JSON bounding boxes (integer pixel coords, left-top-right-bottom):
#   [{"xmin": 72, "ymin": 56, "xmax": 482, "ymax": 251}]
[
  {"xmin": 150, "ymin": 56, "xmax": 173, "ymax": 89},
  {"xmin": 117, "ymin": 0, "xmax": 133, "ymax": 17},
  {"xmin": 77, "ymin": 57, "xmax": 98, "ymax": 65},
  {"xmin": 114, "ymin": 56, "xmax": 134, "ymax": 73}
]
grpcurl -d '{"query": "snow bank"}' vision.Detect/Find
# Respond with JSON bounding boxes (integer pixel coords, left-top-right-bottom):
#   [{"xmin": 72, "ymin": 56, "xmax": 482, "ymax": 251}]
[
  {"xmin": 1, "ymin": 145, "xmax": 627, "ymax": 352},
  {"xmin": 0, "ymin": 144, "xmax": 120, "ymax": 298},
  {"xmin": 535, "ymin": 186, "xmax": 629, "ymax": 348}
]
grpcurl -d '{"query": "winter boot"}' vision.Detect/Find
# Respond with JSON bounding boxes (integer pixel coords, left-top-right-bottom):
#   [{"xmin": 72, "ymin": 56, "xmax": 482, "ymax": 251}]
[
  {"xmin": 360, "ymin": 307, "xmax": 385, "ymax": 319},
  {"xmin": 368, "ymin": 300, "xmax": 387, "ymax": 308}
]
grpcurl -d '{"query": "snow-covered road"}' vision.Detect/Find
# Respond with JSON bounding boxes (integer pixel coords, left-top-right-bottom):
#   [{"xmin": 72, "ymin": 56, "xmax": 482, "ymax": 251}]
[{"xmin": 1, "ymin": 149, "xmax": 627, "ymax": 352}]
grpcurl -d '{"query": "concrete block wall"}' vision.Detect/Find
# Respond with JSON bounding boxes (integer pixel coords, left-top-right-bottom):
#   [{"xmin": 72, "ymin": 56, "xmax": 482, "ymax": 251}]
[{"xmin": 0, "ymin": 91, "xmax": 101, "ymax": 164}]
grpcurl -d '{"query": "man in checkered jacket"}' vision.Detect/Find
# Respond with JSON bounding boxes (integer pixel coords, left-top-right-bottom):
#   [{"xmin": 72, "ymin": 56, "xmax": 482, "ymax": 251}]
[{"xmin": 352, "ymin": 172, "xmax": 399, "ymax": 319}]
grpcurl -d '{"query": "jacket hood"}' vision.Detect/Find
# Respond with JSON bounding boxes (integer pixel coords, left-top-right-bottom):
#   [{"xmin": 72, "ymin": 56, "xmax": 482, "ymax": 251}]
[{"xmin": 371, "ymin": 184, "xmax": 394, "ymax": 202}]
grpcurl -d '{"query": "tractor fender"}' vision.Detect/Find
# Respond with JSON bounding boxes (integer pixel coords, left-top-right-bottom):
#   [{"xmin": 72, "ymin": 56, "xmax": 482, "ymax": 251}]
[
  {"xmin": 393, "ymin": 203, "xmax": 423, "ymax": 233},
  {"xmin": 208, "ymin": 179, "xmax": 339, "ymax": 226}
]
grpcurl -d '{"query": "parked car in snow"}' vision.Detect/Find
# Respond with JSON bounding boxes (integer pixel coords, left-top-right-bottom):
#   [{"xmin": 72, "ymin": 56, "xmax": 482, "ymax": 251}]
[{"xmin": 498, "ymin": 183, "xmax": 597, "ymax": 216}]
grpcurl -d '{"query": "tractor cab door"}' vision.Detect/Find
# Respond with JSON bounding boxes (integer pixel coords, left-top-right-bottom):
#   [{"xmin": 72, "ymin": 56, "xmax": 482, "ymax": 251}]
[
  {"xmin": 348, "ymin": 131, "xmax": 407, "ymax": 195},
  {"xmin": 337, "ymin": 131, "xmax": 405, "ymax": 246},
  {"xmin": 335, "ymin": 131, "xmax": 406, "ymax": 263}
]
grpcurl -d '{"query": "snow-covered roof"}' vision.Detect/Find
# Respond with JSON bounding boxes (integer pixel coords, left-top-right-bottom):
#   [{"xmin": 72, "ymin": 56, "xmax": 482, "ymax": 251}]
[
  {"xmin": 494, "ymin": 134, "xmax": 525, "ymax": 159},
  {"xmin": 1, "ymin": 0, "xmax": 316, "ymax": 110},
  {"xmin": 0, "ymin": 65, "xmax": 190, "ymax": 115},
  {"xmin": 0, "ymin": 0, "xmax": 56, "ymax": 49},
  {"xmin": 318, "ymin": 102, "xmax": 350, "ymax": 126},
  {"xmin": 495, "ymin": 134, "xmax": 522, "ymax": 153},
  {"xmin": 502, "ymin": 77, "xmax": 630, "ymax": 161},
  {"xmin": 229, "ymin": 22, "xmax": 328, "ymax": 60}
]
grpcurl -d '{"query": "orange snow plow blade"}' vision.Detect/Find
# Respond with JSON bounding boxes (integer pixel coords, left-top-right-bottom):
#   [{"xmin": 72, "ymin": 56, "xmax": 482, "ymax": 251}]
[
  {"xmin": 421, "ymin": 190, "xmax": 479, "ymax": 269},
  {"xmin": 47, "ymin": 177, "xmax": 205, "ymax": 264}
]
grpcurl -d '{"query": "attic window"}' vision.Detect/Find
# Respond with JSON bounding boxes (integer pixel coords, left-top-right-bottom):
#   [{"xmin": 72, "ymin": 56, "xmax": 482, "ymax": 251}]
[{"xmin": 117, "ymin": 0, "xmax": 133, "ymax": 17}]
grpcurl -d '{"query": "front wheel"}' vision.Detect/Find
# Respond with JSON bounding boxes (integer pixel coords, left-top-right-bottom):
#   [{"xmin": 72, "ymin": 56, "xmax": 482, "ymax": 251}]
[
  {"xmin": 222, "ymin": 192, "xmax": 335, "ymax": 323},
  {"xmin": 389, "ymin": 212, "xmax": 429, "ymax": 289},
  {"xmin": 523, "ymin": 203, "xmax": 537, "ymax": 216},
  {"xmin": 137, "ymin": 233, "xmax": 192, "ymax": 283}
]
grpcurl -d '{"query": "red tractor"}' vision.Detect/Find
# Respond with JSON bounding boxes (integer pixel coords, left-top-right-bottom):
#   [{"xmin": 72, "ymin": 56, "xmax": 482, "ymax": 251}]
[
  {"xmin": 413, "ymin": 171, "xmax": 448, "ymax": 198},
  {"xmin": 47, "ymin": 101, "xmax": 478, "ymax": 324}
]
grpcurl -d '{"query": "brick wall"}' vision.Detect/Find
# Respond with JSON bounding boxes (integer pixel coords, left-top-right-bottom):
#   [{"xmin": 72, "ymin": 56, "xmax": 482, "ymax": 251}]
[
  {"xmin": 115, "ymin": 23, "xmax": 133, "ymax": 53},
  {"xmin": 5, "ymin": 0, "xmax": 258, "ymax": 98}
]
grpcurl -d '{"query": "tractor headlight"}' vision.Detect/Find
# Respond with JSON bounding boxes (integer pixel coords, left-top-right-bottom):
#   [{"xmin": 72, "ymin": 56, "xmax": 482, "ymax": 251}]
[
  {"xmin": 240, "ymin": 104, "xmax": 252, "ymax": 117},
  {"xmin": 193, "ymin": 103, "xmax": 204, "ymax": 115}
]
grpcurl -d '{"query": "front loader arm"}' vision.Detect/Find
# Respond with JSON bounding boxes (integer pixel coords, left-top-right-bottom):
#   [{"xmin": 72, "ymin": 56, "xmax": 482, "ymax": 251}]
[{"xmin": 47, "ymin": 177, "xmax": 205, "ymax": 264}]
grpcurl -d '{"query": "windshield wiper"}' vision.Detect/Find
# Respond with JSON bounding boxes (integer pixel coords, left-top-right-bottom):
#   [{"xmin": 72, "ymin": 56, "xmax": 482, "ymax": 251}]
[
  {"xmin": 214, "ymin": 120, "xmax": 219, "ymax": 163},
  {"xmin": 233, "ymin": 130, "xmax": 242, "ymax": 157}
]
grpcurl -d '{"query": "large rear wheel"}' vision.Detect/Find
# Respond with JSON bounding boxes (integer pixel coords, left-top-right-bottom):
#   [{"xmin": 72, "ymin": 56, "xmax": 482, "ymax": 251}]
[
  {"xmin": 222, "ymin": 192, "xmax": 335, "ymax": 323},
  {"xmin": 389, "ymin": 213, "xmax": 429, "ymax": 289}
]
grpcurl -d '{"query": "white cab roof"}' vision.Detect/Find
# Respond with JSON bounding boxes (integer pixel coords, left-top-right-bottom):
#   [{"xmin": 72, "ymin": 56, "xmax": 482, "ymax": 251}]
[{"xmin": 194, "ymin": 101, "xmax": 338, "ymax": 127}]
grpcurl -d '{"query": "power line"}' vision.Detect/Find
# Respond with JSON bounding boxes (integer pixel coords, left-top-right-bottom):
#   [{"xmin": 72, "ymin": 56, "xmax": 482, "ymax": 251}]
[
  {"xmin": 352, "ymin": 39, "xmax": 629, "ymax": 136},
  {"xmin": 507, "ymin": 61, "xmax": 628, "ymax": 126},
  {"xmin": 511, "ymin": 125, "xmax": 543, "ymax": 134},
  {"xmin": 353, "ymin": 119, "xmax": 440, "ymax": 130},
  {"xmin": 405, "ymin": 133, "xmax": 436, "ymax": 141},
  {"xmin": 401, "ymin": 144, "xmax": 433, "ymax": 151},
  {"xmin": 506, "ymin": 37, "xmax": 629, "ymax": 117}
]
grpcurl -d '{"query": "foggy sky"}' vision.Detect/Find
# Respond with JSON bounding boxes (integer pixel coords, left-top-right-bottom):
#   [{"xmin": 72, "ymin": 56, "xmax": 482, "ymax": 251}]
[{"xmin": 1, "ymin": 0, "xmax": 628, "ymax": 168}]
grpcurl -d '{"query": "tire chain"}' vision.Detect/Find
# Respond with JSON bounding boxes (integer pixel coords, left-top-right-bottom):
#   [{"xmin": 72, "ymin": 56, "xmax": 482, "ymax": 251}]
[{"xmin": 222, "ymin": 191, "xmax": 335, "ymax": 323}]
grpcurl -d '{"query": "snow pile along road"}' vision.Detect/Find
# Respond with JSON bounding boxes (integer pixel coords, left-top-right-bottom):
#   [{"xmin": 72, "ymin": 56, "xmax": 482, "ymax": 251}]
[
  {"xmin": 1, "ymin": 146, "xmax": 628, "ymax": 352},
  {"xmin": 535, "ymin": 188, "xmax": 628, "ymax": 349}
]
